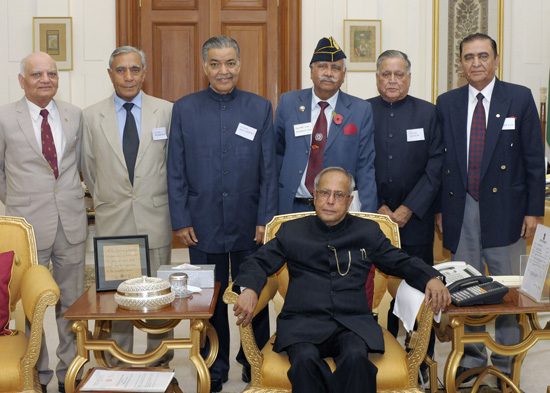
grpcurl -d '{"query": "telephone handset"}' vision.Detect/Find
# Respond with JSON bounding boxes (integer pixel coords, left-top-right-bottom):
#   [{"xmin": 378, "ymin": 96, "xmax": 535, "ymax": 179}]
[{"xmin": 435, "ymin": 261, "xmax": 509, "ymax": 307}]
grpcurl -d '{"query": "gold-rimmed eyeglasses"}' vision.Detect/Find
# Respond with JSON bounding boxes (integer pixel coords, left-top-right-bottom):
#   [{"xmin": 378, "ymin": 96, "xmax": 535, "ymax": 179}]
[{"xmin": 315, "ymin": 189, "xmax": 350, "ymax": 203}]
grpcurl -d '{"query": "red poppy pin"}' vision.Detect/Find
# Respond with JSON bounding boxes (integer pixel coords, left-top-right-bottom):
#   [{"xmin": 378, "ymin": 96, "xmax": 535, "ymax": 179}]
[{"xmin": 332, "ymin": 111, "xmax": 343, "ymax": 125}]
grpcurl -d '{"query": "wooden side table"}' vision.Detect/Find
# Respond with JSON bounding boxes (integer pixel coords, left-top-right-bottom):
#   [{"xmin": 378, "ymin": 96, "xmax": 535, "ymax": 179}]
[
  {"xmin": 441, "ymin": 287, "xmax": 550, "ymax": 393},
  {"xmin": 64, "ymin": 283, "xmax": 220, "ymax": 393}
]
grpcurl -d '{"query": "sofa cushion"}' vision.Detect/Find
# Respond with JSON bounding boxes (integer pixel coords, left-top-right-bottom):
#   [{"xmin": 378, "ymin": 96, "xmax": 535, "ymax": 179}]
[{"xmin": 0, "ymin": 250, "xmax": 16, "ymax": 336}]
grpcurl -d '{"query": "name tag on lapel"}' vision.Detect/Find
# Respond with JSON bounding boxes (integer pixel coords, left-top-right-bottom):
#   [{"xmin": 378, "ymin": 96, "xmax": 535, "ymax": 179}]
[
  {"xmin": 407, "ymin": 128, "xmax": 425, "ymax": 142},
  {"xmin": 502, "ymin": 117, "xmax": 516, "ymax": 130},
  {"xmin": 236, "ymin": 123, "xmax": 257, "ymax": 141},
  {"xmin": 152, "ymin": 127, "xmax": 168, "ymax": 140},
  {"xmin": 294, "ymin": 122, "xmax": 313, "ymax": 137}
]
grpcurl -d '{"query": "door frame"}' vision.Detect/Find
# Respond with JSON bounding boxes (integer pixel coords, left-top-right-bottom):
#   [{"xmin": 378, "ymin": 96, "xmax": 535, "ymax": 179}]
[{"xmin": 115, "ymin": 0, "xmax": 301, "ymax": 101}]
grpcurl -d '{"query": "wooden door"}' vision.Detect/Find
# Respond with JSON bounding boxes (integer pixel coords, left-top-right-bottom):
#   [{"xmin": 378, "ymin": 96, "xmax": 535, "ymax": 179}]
[{"xmin": 116, "ymin": 0, "xmax": 300, "ymax": 109}]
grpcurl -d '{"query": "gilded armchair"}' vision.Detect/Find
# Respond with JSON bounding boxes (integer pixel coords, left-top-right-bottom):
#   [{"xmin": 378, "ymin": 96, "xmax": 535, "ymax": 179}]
[
  {"xmin": 223, "ymin": 212, "xmax": 435, "ymax": 393},
  {"xmin": 0, "ymin": 215, "xmax": 60, "ymax": 393}
]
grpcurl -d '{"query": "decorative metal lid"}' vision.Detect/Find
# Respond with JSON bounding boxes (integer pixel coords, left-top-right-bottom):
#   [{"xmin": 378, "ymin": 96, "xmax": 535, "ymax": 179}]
[{"xmin": 115, "ymin": 276, "xmax": 175, "ymax": 311}]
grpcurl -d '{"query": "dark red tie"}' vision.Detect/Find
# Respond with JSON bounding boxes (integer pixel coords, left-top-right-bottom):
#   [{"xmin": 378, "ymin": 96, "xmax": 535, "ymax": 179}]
[
  {"xmin": 40, "ymin": 109, "xmax": 58, "ymax": 179},
  {"xmin": 467, "ymin": 93, "xmax": 485, "ymax": 201},
  {"xmin": 305, "ymin": 101, "xmax": 329, "ymax": 195}
]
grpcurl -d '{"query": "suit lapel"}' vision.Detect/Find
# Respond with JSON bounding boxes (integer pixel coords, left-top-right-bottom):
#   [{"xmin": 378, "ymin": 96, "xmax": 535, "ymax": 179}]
[
  {"xmin": 294, "ymin": 89, "xmax": 313, "ymax": 150},
  {"xmin": 326, "ymin": 91, "xmax": 350, "ymax": 151},
  {"xmin": 480, "ymin": 79, "xmax": 509, "ymax": 181},
  {"xmin": 100, "ymin": 95, "xmax": 127, "ymax": 168},
  {"xmin": 15, "ymin": 98, "xmax": 44, "ymax": 159},
  {"xmin": 136, "ymin": 93, "xmax": 155, "ymax": 168},
  {"xmin": 451, "ymin": 87, "xmax": 469, "ymax": 189}
]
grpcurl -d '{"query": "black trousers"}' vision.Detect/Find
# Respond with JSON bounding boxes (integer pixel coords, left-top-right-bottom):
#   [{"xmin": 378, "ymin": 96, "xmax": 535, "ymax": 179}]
[
  {"xmin": 285, "ymin": 324, "xmax": 378, "ymax": 393},
  {"xmin": 190, "ymin": 247, "xmax": 270, "ymax": 380}
]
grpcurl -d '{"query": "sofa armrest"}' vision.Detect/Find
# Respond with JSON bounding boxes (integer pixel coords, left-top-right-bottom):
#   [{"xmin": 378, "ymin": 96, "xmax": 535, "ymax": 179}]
[
  {"xmin": 223, "ymin": 276, "xmax": 279, "ymax": 386},
  {"xmin": 405, "ymin": 299, "xmax": 434, "ymax": 387},
  {"xmin": 19, "ymin": 264, "xmax": 60, "ymax": 390}
]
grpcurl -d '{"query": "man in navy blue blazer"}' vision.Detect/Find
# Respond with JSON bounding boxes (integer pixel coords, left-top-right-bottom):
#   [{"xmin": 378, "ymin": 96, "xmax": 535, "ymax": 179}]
[
  {"xmin": 275, "ymin": 37, "xmax": 377, "ymax": 214},
  {"xmin": 436, "ymin": 33, "xmax": 545, "ymax": 382},
  {"xmin": 167, "ymin": 36, "xmax": 277, "ymax": 392}
]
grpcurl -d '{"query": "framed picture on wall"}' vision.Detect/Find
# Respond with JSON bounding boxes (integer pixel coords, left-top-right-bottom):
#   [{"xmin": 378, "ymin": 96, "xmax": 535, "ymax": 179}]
[
  {"xmin": 93, "ymin": 235, "xmax": 151, "ymax": 292},
  {"xmin": 432, "ymin": 0, "xmax": 503, "ymax": 101},
  {"xmin": 343, "ymin": 19, "xmax": 382, "ymax": 72},
  {"xmin": 33, "ymin": 17, "xmax": 73, "ymax": 71}
]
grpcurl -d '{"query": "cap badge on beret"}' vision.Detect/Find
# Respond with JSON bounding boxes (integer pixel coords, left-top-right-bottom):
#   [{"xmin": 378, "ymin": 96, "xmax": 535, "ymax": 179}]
[{"xmin": 310, "ymin": 36, "xmax": 346, "ymax": 65}]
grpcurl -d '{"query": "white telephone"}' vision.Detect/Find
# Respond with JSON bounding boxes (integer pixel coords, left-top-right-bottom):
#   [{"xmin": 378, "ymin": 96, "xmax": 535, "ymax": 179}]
[
  {"xmin": 434, "ymin": 261, "xmax": 483, "ymax": 286},
  {"xmin": 434, "ymin": 261, "xmax": 509, "ymax": 307}
]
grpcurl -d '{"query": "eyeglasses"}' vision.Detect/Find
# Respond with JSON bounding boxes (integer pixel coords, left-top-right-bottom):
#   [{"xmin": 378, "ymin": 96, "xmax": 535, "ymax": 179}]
[{"xmin": 315, "ymin": 189, "xmax": 350, "ymax": 202}]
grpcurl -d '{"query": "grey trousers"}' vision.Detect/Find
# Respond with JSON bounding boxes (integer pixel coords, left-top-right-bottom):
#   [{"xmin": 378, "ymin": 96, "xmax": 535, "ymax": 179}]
[
  {"xmin": 451, "ymin": 193, "xmax": 524, "ymax": 374},
  {"xmin": 34, "ymin": 217, "xmax": 86, "ymax": 386}
]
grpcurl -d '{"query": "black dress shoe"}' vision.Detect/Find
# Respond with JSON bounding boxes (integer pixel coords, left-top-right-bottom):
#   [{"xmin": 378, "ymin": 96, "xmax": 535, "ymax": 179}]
[
  {"xmin": 456, "ymin": 366, "xmax": 476, "ymax": 385},
  {"xmin": 242, "ymin": 365, "xmax": 251, "ymax": 383},
  {"xmin": 41, "ymin": 384, "xmax": 47, "ymax": 393},
  {"xmin": 58, "ymin": 380, "xmax": 81, "ymax": 393},
  {"xmin": 210, "ymin": 378, "xmax": 223, "ymax": 393}
]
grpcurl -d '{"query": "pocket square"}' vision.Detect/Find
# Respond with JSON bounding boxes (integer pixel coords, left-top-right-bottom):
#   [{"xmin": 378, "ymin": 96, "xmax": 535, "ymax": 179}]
[{"xmin": 343, "ymin": 123, "xmax": 357, "ymax": 135}]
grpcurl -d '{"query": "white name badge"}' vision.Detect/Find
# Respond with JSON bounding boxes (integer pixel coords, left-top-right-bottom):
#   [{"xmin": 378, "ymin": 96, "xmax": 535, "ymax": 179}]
[
  {"xmin": 294, "ymin": 122, "xmax": 313, "ymax": 137},
  {"xmin": 406, "ymin": 128, "xmax": 425, "ymax": 142},
  {"xmin": 236, "ymin": 123, "xmax": 257, "ymax": 141},
  {"xmin": 152, "ymin": 127, "xmax": 168, "ymax": 140},
  {"xmin": 502, "ymin": 117, "xmax": 516, "ymax": 130}
]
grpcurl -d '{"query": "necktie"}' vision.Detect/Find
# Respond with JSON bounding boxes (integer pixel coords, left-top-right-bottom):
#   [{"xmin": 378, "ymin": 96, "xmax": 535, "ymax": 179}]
[
  {"xmin": 305, "ymin": 101, "xmax": 329, "ymax": 195},
  {"xmin": 123, "ymin": 103, "xmax": 139, "ymax": 185},
  {"xmin": 467, "ymin": 93, "xmax": 486, "ymax": 201},
  {"xmin": 40, "ymin": 109, "xmax": 58, "ymax": 179}
]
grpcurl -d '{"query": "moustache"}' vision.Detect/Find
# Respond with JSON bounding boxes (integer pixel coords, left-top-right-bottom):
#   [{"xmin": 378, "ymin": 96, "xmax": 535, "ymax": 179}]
[
  {"xmin": 319, "ymin": 76, "xmax": 339, "ymax": 83},
  {"xmin": 216, "ymin": 75, "xmax": 234, "ymax": 81}
]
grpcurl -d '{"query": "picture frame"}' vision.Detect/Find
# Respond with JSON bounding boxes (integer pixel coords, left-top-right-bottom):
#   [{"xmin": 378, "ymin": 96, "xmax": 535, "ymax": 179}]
[
  {"xmin": 432, "ymin": 0, "xmax": 503, "ymax": 101},
  {"xmin": 343, "ymin": 19, "xmax": 382, "ymax": 72},
  {"xmin": 93, "ymin": 235, "xmax": 151, "ymax": 292},
  {"xmin": 33, "ymin": 17, "xmax": 73, "ymax": 71}
]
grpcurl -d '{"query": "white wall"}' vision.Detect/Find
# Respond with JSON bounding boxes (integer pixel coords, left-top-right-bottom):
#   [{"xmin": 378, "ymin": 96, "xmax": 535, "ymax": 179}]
[
  {"xmin": 0, "ymin": 0, "xmax": 116, "ymax": 109},
  {"xmin": 302, "ymin": 0, "xmax": 550, "ymax": 157}
]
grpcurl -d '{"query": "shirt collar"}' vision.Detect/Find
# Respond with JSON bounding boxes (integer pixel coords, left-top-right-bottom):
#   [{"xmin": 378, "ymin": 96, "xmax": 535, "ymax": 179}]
[
  {"xmin": 379, "ymin": 94, "xmax": 409, "ymax": 109},
  {"xmin": 311, "ymin": 88, "xmax": 339, "ymax": 112},
  {"xmin": 468, "ymin": 76, "xmax": 496, "ymax": 105},
  {"xmin": 207, "ymin": 85, "xmax": 238, "ymax": 102},
  {"xmin": 114, "ymin": 91, "xmax": 143, "ymax": 112},
  {"xmin": 25, "ymin": 98, "xmax": 57, "ymax": 122}
]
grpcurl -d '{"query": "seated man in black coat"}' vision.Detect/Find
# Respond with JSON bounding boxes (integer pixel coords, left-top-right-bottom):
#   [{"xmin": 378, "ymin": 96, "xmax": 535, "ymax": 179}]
[{"xmin": 233, "ymin": 166, "xmax": 451, "ymax": 393}]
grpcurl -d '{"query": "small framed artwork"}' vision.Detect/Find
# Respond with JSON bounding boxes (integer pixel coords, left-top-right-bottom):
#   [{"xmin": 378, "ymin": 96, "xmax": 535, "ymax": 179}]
[
  {"xmin": 343, "ymin": 19, "xmax": 382, "ymax": 72},
  {"xmin": 33, "ymin": 17, "xmax": 73, "ymax": 71},
  {"xmin": 93, "ymin": 235, "xmax": 151, "ymax": 292}
]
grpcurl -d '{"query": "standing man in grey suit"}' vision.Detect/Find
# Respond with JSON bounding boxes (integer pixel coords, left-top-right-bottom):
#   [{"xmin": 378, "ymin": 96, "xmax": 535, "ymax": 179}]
[
  {"xmin": 81, "ymin": 46, "xmax": 174, "ymax": 367},
  {"xmin": 436, "ymin": 33, "xmax": 545, "ymax": 384},
  {"xmin": 0, "ymin": 52, "xmax": 87, "ymax": 393}
]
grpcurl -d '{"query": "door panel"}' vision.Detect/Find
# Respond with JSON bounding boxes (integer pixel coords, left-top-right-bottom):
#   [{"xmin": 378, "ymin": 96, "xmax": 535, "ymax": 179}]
[{"xmin": 117, "ymin": 0, "xmax": 299, "ymax": 108}]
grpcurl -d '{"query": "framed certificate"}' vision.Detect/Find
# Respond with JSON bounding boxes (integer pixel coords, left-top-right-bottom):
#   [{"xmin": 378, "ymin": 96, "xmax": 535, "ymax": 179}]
[{"xmin": 93, "ymin": 235, "xmax": 150, "ymax": 292}]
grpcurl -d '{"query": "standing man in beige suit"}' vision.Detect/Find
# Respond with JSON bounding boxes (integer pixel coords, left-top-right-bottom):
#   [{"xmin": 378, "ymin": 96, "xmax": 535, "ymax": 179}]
[
  {"xmin": 0, "ymin": 52, "xmax": 87, "ymax": 393},
  {"xmin": 81, "ymin": 46, "xmax": 174, "ymax": 366}
]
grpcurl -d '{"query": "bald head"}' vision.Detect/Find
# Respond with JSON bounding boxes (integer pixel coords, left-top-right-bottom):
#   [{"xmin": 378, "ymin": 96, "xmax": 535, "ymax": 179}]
[{"xmin": 18, "ymin": 52, "xmax": 59, "ymax": 108}]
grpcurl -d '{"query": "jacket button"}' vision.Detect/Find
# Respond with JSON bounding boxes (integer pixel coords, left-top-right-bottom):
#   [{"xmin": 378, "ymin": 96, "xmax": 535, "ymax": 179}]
[
  {"xmin": 449, "ymin": 192, "xmax": 454, "ymax": 196},
  {"xmin": 331, "ymin": 291, "xmax": 335, "ymax": 296},
  {"xmin": 493, "ymin": 188, "xmax": 498, "ymax": 193},
  {"xmin": 331, "ymin": 272, "xmax": 336, "ymax": 277},
  {"xmin": 445, "ymin": 169, "xmax": 450, "ymax": 175},
  {"xmin": 501, "ymin": 165, "xmax": 506, "ymax": 170},
  {"xmin": 444, "ymin": 148, "xmax": 447, "ymax": 152},
  {"xmin": 132, "ymin": 195, "xmax": 136, "ymax": 200}
]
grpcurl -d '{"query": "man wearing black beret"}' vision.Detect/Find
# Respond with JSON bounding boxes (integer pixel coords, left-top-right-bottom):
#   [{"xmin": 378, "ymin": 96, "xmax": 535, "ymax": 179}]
[{"xmin": 275, "ymin": 36, "xmax": 377, "ymax": 215}]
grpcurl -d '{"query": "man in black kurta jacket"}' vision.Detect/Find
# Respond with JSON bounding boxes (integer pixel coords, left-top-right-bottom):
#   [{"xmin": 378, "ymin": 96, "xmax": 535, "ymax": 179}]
[{"xmin": 234, "ymin": 167, "xmax": 451, "ymax": 393}]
